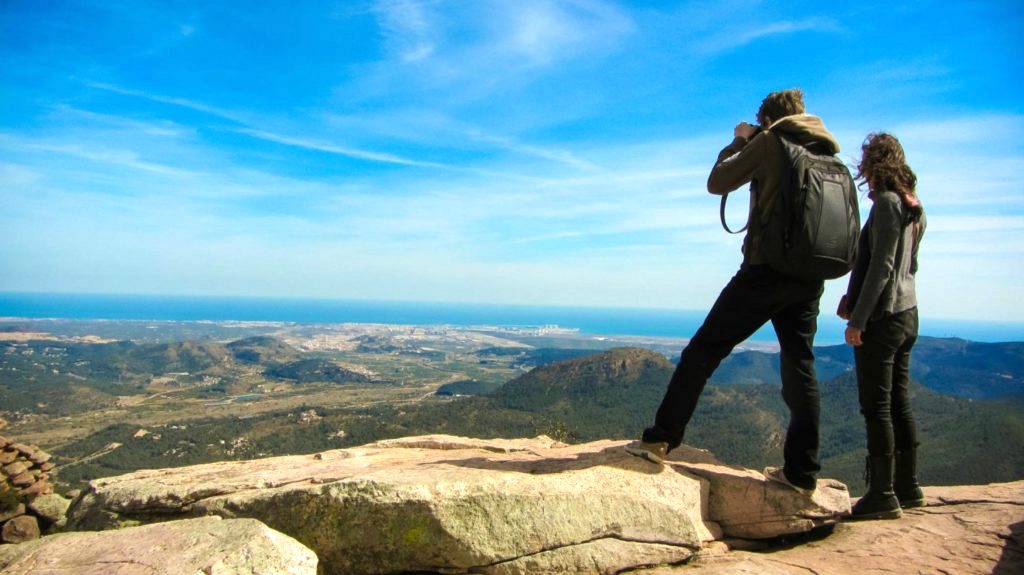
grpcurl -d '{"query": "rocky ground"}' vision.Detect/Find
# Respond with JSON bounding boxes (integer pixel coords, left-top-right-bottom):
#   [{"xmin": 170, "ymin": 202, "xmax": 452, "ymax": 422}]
[
  {"xmin": 645, "ymin": 481, "xmax": 1024, "ymax": 574},
  {"xmin": 0, "ymin": 434, "xmax": 1020, "ymax": 574}
]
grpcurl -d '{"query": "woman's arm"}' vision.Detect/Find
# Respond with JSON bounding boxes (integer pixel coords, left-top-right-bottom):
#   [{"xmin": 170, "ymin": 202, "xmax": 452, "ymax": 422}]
[{"xmin": 848, "ymin": 193, "xmax": 904, "ymax": 331}]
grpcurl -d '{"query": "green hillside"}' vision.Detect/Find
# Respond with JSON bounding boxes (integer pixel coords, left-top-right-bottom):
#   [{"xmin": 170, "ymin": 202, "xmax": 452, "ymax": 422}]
[
  {"xmin": 263, "ymin": 358, "xmax": 372, "ymax": 384},
  {"xmin": 50, "ymin": 347, "xmax": 1024, "ymax": 494},
  {"xmin": 712, "ymin": 337, "xmax": 1024, "ymax": 399},
  {"xmin": 226, "ymin": 336, "xmax": 300, "ymax": 364},
  {"xmin": 2, "ymin": 338, "xmax": 249, "ymax": 415}
]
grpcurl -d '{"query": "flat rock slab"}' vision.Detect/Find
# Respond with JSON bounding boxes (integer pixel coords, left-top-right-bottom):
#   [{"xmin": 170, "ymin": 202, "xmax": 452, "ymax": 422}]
[
  {"xmin": 0, "ymin": 516, "xmax": 318, "ymax": 575},
  {"xmin": 66, "ymin": 435, "xmax": 849, "ymax": 575},
  {"xmin": 639, "ymin": 480, "xmax": 1024, "ymax": 575}
]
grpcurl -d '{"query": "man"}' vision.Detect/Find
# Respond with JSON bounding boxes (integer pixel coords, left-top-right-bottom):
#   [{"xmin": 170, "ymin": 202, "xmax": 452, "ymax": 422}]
[{"xmin": 627, "ymin": 88, "xmax": 842, "ymax": 494}]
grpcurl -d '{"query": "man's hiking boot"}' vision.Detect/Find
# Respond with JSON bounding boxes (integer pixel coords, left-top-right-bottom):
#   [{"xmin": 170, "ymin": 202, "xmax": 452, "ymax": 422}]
[
  {"xmin": 850, "ymin": 455, "xmax": 902, "ymax": 520},
  {"xmin": 763, "ymin": 466, "xmax": 816, "ymax": 496},
  {"xmin": 894, "ymin": 449, "xmax": 925, "ymax": 509},
  {"xmin": 625, "ymin": 441, "xmax": 668, "ymax": 464}
]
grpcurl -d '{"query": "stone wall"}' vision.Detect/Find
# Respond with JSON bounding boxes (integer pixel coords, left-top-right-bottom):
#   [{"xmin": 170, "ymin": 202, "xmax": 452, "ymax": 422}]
[{"xmin": 0, "ymin": 435, "xmax": 67, "ymax": 544}]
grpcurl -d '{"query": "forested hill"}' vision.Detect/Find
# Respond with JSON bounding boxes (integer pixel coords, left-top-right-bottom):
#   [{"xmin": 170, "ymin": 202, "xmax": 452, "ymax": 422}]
[
  {"xmin": 712, "ymin": 336, "xmax": 1024, "ymax": 399},
  {"xmin": 51, "ymin": 347, "xmax": 1024, "ymax": 493}
]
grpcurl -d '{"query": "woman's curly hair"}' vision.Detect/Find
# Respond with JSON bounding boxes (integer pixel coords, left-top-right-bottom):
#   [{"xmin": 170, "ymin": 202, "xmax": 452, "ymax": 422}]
[{"xmin": 856, "ymin": 132, "xmax": 923, "ymax": 217}]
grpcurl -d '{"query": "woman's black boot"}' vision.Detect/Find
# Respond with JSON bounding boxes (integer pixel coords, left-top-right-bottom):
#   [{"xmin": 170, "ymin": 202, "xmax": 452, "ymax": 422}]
[
  {"xmin": 850, "ymin": 455, "xmax": 902, "ymax": 520},
  {"xmin": 894, "ymin": 449, "xmax": 925, "ymax": 508}
]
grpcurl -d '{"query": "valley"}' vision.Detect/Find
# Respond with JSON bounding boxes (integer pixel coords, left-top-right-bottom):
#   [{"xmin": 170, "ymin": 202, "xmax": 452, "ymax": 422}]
[{"xmin": 1, "ymin": 317, "xmax": 1022, "ymax": 494}]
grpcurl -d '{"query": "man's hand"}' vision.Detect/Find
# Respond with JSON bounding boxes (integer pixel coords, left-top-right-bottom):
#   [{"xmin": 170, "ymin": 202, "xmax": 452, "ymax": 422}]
[
  {"xmin": 734, "ymin": 121, "xmax": 759, "ymax": 140},
  {"xmin": 845, "ymin": 325, "xmax": 863, "ymax": 347}
]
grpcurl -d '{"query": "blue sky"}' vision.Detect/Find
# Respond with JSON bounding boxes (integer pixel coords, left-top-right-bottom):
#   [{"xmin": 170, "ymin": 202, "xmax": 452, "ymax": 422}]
[{"xmin": 1, "ymin": 1, "xmax": 1022, "ymax": 322}]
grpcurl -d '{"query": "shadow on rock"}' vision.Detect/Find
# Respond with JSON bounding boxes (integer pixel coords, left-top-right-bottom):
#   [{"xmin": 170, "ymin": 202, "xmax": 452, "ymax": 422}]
[{"xmin": 994, "ymin": 519, "xmax": 1024, "ymax": 575}]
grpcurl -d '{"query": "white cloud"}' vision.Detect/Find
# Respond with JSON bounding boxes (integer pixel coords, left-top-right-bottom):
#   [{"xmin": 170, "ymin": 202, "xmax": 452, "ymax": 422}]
[
  {"xmin": 693, "ymin": 17, "xmax": 839, "ymax": 54},
  {"xmin": 895, "ymin": 114, "xmax": 1024, "ymax": 145},
  {"xmin": 50, "ymin": 105, "xmax": 193, "ymax": 138},
  {"xmin": 928, "ymin": 215, "xmax": 1024, "ymax": 235},
  {"xmin": 373, "ymin": 0, "xmax": 438, "ymax": 62},
  {"xmin": 233, "ymin": 128, "xmax": 449, "ymax": 168},
  {"xmin": 81, "ymin": 82, "xmax": 458, "ymax": 170},
  {"xmin": 362, "ymin": 0, "xmax": 633, "ymax": 94},
  {"xmin": 486, "ymin": 0, "xmax": 634, "ymax": 65},
  {"xmin": 84, "ymin": 81, "xmax": 248, "ymax": 125},
  {"xmin": 0, "ymin": 163, "xmax": 41, "ymax": 187},
  {"xmin": 464, "ymin": 127, "xmax": 601, "ymax": 171},
  {"xmin": 26, "ymin": 141, "xmax": 200, "ymax": 178}
]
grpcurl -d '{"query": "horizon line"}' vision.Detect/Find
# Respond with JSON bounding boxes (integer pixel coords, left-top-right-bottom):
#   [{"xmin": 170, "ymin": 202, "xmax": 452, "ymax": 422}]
[{"xmin": 2, "ymin": 290, "xmax": 1024, "ymax": 330}]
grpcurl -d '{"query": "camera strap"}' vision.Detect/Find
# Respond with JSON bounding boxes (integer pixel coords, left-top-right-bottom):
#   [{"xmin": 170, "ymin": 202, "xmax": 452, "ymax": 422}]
[{"xmin": 719, "ymin": 188, "xmax": 753, "ymax": 234}]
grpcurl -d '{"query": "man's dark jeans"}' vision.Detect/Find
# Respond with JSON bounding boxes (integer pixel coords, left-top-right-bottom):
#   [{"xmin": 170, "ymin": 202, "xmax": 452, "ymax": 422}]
[
  {"xmin": 854, "ymin": 307, "xmax": 919, "ymax": 456},
  {"xmin": 642, "ymin": 264, "xmax": 824, "ymax": 489}
]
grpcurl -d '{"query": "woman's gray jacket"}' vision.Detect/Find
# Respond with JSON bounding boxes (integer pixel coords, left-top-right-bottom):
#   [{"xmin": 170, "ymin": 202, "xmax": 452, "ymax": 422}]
[{"xmin": 845, "ymin": 191, "xmax": 926, "ymax": 330}]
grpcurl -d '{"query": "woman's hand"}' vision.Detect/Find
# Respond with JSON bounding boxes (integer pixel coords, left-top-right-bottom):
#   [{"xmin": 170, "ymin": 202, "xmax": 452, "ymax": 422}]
[
  {"xmin": 836, "ymin": 295, "xmax": 850, "ymax": 320},
  {"xmin": 845, "ymin": 326, "xmax": 863, "ymax": 346}
]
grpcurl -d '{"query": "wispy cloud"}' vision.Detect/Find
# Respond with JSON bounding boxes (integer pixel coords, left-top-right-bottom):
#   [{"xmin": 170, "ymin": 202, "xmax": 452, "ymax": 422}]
[
  {"xmin": 373, "ymin": 0, "xmax": 439, "ymax": 62},
  {"xmin": 695, "ymin": 17, "xmax": 840, "ymax": 54},
  {"xmin": 889, "ymin": 115, "xmax": 1024, "ymax": 209},
  {"xmin": 465, "ymin": 128, "xmax": 601, "ymax": 171},
  {"xmin": 0, "ymin": 163, "xmax": 41, "ymax": 187},
  {"xmin": 85, "ymin": 81, "xmax": 457, "ymax": 170},
  {"xmin": 234, "ymin": 128, "xmax": 449, "ymax": 168},
  {"xmin": 84, "ymin": 81, "xmax": 247, "ymax": 124},
  {"xmin": 25, "ymin": 141, "xmax": 201, "ymax": 178},
  {"xmin": 894, "ymin": 114, "xmax": 1024, "ymax": 145},
  {"xmin": 495, "ymin": 0, "xmax": 633, "ymax": 66},
  {"xmin": 50, "ymin": 105, "xmax": 193, "ymax": 138},
  {"xmin": 361, "ymin": 0, "xmax": 633, "ymax": 92}
]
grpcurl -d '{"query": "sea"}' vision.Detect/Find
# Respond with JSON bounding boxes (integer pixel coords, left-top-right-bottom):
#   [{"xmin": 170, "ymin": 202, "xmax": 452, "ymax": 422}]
[{"xmin": 1, "ymin": 292, "xmax": 1023, "ymax": 345}]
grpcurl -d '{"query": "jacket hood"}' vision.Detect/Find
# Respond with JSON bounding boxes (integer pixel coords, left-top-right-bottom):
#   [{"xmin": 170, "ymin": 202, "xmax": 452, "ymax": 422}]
[{"xmin": 768, "ymin": 113, "xmax": 841, "ymax": 154}]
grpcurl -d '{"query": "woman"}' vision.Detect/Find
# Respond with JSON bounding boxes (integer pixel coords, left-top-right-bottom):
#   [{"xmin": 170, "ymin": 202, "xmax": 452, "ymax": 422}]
[{"xmin": 838, "ymin": 132, "xmax": 926, "ymax": 520}]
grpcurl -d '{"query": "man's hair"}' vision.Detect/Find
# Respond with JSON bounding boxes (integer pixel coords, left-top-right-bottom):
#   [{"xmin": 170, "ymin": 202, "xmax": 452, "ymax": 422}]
[{"xmin": 757, "ymin": 89, "xmax": 805, "ymax": 126}]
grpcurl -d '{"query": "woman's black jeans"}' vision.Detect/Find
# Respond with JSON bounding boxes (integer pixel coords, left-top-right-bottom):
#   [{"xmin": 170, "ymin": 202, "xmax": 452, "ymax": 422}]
[{"xmin": 854, "ymin": 307, "xmax": 920, "ymax": 456}]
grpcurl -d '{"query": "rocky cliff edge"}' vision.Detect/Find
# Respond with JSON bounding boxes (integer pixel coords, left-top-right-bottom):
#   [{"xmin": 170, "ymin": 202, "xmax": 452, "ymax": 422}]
[
  {"xmin": 66, "ymin": 435, "xmax": 846, "ymax": 574},
  {"xmin": 0, "ymin": 435, "xmax": 1020, "ymax": 574}
]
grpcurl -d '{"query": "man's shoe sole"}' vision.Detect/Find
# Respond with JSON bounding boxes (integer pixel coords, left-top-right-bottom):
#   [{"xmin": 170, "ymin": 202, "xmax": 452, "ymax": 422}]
[
  {"xmin": 763, "ymin": 467, "xmax": 815, "ymax": 495},
  {"xmin": 625, "ymin": 445, "xmax": 664, "ymax": 464}
]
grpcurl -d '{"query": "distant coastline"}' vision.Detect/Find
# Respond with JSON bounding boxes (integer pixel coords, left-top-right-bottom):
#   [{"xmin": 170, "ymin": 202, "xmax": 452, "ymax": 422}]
[{"xmin": 2, "ymin": 292, "xmax": 1023, "ymax": 345}]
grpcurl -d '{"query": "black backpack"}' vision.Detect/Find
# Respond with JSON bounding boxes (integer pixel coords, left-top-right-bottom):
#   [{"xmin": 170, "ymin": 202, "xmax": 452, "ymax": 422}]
[{"xmin": 720, "ymin": 132, "xmax": 860, "ymax": 281}]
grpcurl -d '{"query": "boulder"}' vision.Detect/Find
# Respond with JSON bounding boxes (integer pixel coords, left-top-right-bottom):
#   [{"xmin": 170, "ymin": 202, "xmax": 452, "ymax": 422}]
[
  {"xmin": 27, "ymin": 493, "xmax": 71, "ymax": 528},
  {"xmin": 66, "ymin": 435, "xmax": 849, "ymax": 574},
  {"xmin": 1, "ymin": 514, "xmax": 39, "ymax": 544},
  {"xmin": 0, "ymin": 504, "xmax": 25, "ymax": 524},
  {"xmin": 0, "ymin": 516, "xmax": 318, "ymax": 574}
]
